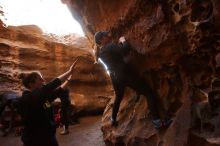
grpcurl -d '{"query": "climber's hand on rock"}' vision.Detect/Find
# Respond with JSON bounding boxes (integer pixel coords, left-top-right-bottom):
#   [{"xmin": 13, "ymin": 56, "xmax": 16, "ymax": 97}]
[
  {"xmin": 119, "ymin": 36, "xmax": 126, "ymax": 43},
  {"xmin": 94, "ymin": 61, "xmax": 98, "ymax": 64}
]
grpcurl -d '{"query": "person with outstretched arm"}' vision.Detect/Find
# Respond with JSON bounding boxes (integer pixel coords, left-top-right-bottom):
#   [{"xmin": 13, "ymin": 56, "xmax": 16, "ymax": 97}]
[
  {"xmin": 94, "ymin": 31, "xmax": 172, "ymax": 128},
  {"xmin": 18, "ymin": 58, "xmax": 79, "ymax": 146}
]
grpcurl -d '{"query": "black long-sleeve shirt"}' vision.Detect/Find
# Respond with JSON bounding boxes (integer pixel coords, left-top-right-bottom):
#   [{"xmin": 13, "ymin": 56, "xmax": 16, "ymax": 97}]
[
  {"xmin": 98, "ymin": 41, "xmax": 131, "ymax": 73},
  {"xmin": 19, "ymin": 78, "xmax": 61, "ymax": 136}
]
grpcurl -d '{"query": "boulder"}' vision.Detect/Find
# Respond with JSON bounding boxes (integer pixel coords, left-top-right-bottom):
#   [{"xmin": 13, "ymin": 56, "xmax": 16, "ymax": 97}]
[{"xmin": 64, "ymin": 0, "xmax": 220, "ymax": 145}]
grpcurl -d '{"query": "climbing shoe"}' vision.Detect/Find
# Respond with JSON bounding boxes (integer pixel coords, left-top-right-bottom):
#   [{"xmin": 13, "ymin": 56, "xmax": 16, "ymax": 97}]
[
  {"xmin": 110, "ymin": 117, "xmax": 118, "ymax": 127},
  {"xmin": 152, "ymin": 119, "xmax": 173, "ymax": 129},
  {"xmin": 161, "ymin": 119, "xmax": 173, "ymax": 127},
  {"xmin": 152, "ymin": 119, "xmax": 162, "ymax": 129}
]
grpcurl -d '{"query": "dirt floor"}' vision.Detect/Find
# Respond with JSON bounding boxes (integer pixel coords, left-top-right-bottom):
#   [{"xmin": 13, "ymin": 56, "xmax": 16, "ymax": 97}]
[{"xmin": 0, "ymin": 115, "xmax": 105, "ymax": 146}]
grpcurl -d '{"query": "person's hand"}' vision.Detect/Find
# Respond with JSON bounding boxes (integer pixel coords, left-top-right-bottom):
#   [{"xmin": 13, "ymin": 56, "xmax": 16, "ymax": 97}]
[
  {"xmin": 94, "ymin": 60, "xmax": 99, "ymax": 64},
  {"xmin": 69, "ymin": 57, "xmax": 79, "ymax": 73},
  {"xmin": 67, "ymin": 75, "xmax": 72, "ymax": 81},
  {"xmin": 119, "ymin": 36, "xmax": 126, "ymax": 43}
]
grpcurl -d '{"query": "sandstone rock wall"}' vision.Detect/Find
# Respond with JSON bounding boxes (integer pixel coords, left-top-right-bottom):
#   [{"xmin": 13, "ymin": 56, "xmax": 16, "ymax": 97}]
[
  {"xmin": 64, "ymin": 0, "xmax": 220, "ymax": 145},
  {"xmin": 0, "ymin": 24, "xmax": 113, "ymax": 115}
]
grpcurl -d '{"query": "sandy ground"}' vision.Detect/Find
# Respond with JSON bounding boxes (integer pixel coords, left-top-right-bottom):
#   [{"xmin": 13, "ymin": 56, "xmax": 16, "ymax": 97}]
[{"xmin": 0, "ymin": 115, "xmax": 105, "ymax": 146}]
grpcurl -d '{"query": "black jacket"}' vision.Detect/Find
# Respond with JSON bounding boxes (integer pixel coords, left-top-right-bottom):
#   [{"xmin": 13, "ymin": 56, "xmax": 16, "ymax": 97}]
[
  {"xmin": 19, "ymin": 78, "xmax": 61, "ymax": 137},
  {"xmin": 98, "ymin": 41, "xmax": 131, "ymax": 73}
]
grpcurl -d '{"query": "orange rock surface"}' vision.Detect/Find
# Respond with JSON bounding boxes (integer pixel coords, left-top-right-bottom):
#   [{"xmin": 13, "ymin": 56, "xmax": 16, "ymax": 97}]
[
  {"xmin": 0, "ymin": 24, "xmax": 113, "ymax": 115},
  {"xmin": 64, "ymin": 0, "xmax": 220, "ymax": 145}
]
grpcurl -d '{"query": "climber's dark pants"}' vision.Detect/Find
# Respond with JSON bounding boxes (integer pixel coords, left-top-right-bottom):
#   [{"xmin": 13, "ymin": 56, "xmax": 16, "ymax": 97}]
[{"xmin": 110, "ymin": 71, "xmax": 160, "ymax": 121}]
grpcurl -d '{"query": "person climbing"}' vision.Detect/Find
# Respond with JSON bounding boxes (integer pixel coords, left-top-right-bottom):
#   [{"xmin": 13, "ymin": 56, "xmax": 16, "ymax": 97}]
[
  {"xmin": 94, "ymin": 31, "xmax": 172, "ymax": 128},
  {"xmin": 18, "ymin": 58, "xmax": 79, "ymax": 146}
]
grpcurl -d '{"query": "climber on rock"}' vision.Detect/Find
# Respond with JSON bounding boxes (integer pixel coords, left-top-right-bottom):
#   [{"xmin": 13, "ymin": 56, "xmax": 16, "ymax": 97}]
[{"xmin": 94, "ymin": 31, "xmax": 172, "ymax": 128}]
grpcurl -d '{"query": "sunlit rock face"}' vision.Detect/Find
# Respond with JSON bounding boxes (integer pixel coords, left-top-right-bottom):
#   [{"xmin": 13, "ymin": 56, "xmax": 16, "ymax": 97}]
[
  {"xmin": 64, "ymin": 0, "xmax": 220, "ymax": 145},
  {"xmin": 0, "ymin": 23, "xmax": 113, "ymax": 115}
]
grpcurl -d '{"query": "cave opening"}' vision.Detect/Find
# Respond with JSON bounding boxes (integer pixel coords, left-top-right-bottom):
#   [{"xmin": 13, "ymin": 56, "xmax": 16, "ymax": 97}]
[{"xmin": 0, "ymin": 0, "xmax": 84, "ymax": 36}]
